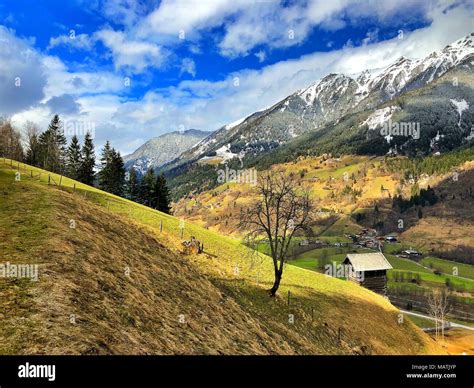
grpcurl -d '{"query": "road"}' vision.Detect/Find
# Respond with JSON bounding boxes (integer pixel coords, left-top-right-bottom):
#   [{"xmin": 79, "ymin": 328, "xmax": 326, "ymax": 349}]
[{"xmin": 400, "ymin": 310, "xmax": 474, "ymax": 331}]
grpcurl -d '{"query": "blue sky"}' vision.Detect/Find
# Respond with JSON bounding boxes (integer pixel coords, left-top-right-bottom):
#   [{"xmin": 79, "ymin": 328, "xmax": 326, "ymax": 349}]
[{"xmin": 0, "ymin": 0, "xmax": 472, "ymax": 154}]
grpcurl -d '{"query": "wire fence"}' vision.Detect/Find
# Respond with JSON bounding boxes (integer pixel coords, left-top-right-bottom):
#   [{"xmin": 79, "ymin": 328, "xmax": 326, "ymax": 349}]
[
  {"xmin": 1, "ymin": 157, "xmax": 472, "ymax": 346},
  {"xmin": 2, "ymin": 157, "xmax": 352, "ymax": 339}
]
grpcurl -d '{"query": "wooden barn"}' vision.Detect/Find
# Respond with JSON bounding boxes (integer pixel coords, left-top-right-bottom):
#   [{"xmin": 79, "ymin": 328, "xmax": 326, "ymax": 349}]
[{"xmin": 342, "ymin": 252, "xmax": 392, "ymax": 295}]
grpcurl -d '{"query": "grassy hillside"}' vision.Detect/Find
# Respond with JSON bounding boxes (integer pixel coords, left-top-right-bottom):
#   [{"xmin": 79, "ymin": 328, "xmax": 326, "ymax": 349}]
[
  {"xmin": 173, "ymin": 153, "xmax": 474, "ymax": 254},
  {"xmin": 172, "ymin": 153, "xmax": 474, "ymax": 327},
  {"xmin": 0, "ymin": 158, "xmax": 443, "ymax": 354}
]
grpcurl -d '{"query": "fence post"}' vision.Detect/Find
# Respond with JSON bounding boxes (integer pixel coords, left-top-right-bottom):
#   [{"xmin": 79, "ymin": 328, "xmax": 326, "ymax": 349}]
[
  {"xmin": 160, "ymin": 220, "xmax": 163, "ymax": 232},
  {"xmin": 288, "ymin": 290, "xmax": 291, "ymax": 308},
  {"xmin": 48, "ymin": 175, "xmax": 51, "ymax": 185},
  {"xmin": 107, "ymin": 201, "xmax": 110, "ymax": 210},
  {"xmin": 30, "ymin": 170, "xmax": 33, "ymax": 178},
  {"xmin": 73, "ymin": 183, "xmax": 76, "ymax": 191},
  {"xmin": 59, "ymin": 175, "xmax": 63, "ymax": 187}
]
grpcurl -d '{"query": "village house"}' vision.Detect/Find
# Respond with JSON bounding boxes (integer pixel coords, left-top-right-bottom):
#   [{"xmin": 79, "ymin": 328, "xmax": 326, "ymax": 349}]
[{"xmin": 342, "ymin": 252, "xmax": 393, "ymax": 295}]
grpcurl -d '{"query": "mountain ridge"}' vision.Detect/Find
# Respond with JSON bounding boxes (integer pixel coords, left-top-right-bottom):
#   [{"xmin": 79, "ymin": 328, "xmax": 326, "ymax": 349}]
[
  {"xmin": 163, "ymin": 34, "xmax": 473, "ymax": 200},
  {"xmin": 170, "ymin": 33, "xmax": 473, "ymax": 168},
  {"xmin": 124, "ymin": 129, "xmax": 210, "ymax": 175}
]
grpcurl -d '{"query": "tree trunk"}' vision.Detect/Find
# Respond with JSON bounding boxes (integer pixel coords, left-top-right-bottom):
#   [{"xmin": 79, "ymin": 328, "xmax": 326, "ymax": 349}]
[{"xmin": 269, "ymin": 269, "xmax": 282, "ymax": 296}]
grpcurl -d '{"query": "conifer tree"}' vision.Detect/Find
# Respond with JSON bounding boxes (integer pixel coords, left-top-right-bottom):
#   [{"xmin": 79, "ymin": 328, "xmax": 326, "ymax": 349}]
[
  {"xmin": 38, "ymin": 115, "xmax": 67, "ymax": 173},
  {"xmin": 155, "ymin": 173, "xmax": 171, "ymax": 214},
  {"xmin": 66, "ymin": 135, "xmax": 82, "ymax": 180},
  {"xmin": 98, "ymin": 141, "xmax": 114, "ymax": 192},
  {"xmin": 110, "ymin": 149, "xmax": 125, "ymax": 196},
  {"xmin": 79, "ymin": 132, "xmax": 95, "ymax": 185},
  {"xmin": 98, "ymin": 141, "xmax": 125, "ymax": 196},
  {"xmin": 139, "ymin": 168, "xmax": 155, "ymax": 206},
  {"xmin": 125, "ymin": 167, "xmax": 139, "ymax": 201}
]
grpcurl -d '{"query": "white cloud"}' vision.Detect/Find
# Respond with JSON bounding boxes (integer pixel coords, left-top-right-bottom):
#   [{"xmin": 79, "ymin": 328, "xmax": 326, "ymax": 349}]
[
  {"xmin": 0, "ymin": 26, "xmax": 47, "ymax": 115},
  {"xmin": 103, "ymin": 2, "xmax": 473, "ymax": 153},
  {"xmin": 41, "ymin": 55, "xmax": 125, "ymax": 98},
  {"xmin": 138, "ymin": 0, "xmax": 243, "ymax": 38},
  {"xmin": 362, "ymin": 29, "xmax": 379, "ymax": 46},
  {"xmin": 88, "ymin": 0, "xmax": 455, "ymax": 72},
  {"xmin": 101, "ymin": 0, "xmax": 152, "ymax": 27},
  {"xmin": 5, "ymin": 1, "xmax": 474, "ymax": 157},
  {"xmin": 255, "ymin": 50, "xmax": 266, "ymax": 63},
  {"xmin": 95, "ymin": 29, "xmax": 168, "ymax": 73},
  {"xmin": 48, "ymin": 32, "xmax": 93, "ymax": 50},
  {"xmin": 133, "ymin": 0, "xmax": 438, "ymax": 58},
  {"xmin": 188, "ymin": 44, "xmax": 201, "ymax": 55},
  {"xmin": 179, "ymin": 58, "xmax": 196, "ymax": 77}
]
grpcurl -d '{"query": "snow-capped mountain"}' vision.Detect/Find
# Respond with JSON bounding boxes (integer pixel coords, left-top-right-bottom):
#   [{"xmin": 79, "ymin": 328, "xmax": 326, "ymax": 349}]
[
  {"xmin": 124, "ymin": 129, "xmax": 209, "ymax": 175},
  {"xmin": 359, "ymin": 33, "xmax": 474, "ymax": 106},
  {"xmin": 176, "ymin": 33, "xmax": 473, "ymax": 166}
]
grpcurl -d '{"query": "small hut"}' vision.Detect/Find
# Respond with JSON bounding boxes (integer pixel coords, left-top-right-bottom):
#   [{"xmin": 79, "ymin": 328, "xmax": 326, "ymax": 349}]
[{"xmin": 342, "ymin": 252, "xmax": 392, "ymax": 295}]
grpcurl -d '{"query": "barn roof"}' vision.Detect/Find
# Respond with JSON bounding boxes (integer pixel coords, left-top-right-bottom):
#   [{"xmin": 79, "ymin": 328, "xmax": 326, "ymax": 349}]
[{"xmin": 344, "ymin": 252, "xmax": 393, "ymax": 271}]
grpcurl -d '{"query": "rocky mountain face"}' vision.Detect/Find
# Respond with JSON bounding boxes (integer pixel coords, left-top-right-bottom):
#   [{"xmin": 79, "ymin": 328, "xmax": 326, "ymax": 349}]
[
  {"xmin": 163, "ymin": 34, "xmax": 473, "ymax": 200},
  {"xmin": 256, "ymin": 60, "xmax": 474, "ymax": 168},
  {"xmin": 175, "ymin": 33, "xmax": 473, "ymax": 166},
  {"xmin": 123, "ymin": 129, "xmax": 209, "ymax": 175}
]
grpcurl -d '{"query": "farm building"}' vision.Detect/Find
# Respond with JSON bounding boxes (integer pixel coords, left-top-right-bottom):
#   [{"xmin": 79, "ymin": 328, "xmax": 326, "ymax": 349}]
[{"xmin": 342, "ymin": 252, "xmax": 393, "ymax": 295}]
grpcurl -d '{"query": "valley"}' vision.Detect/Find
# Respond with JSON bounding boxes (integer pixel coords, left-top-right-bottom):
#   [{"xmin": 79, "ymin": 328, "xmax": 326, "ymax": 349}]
[
  {"xmin": 3, "ymin": 2, "xmax": 474, "ymax": 384},
  {"xmin": 173, "ymin": 151, "xmax": 474, "ymax": 343},
  {"xmin": 0, "ymin": 158, "xmax": 447, "ymax": 354},
  {"xmin": 1, "ymin": 30, "xmax": 473, "ymax": 358}
]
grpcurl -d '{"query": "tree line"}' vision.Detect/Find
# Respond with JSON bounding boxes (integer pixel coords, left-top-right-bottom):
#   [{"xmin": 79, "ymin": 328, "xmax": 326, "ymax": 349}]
[
  {"xmin": 0, "ymin": 115, "xmax": 171, "ymax": 214},
  {"xmin": 392, "ymin": 186, "xmax": 438, "ymax": 213}
]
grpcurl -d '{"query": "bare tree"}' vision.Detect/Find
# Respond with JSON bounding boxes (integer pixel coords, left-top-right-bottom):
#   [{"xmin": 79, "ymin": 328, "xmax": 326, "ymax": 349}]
[
  {"xmin": 240, "ymin": 171, "xmax": 314, "ymax": 296},
  {"xmin": 427, "ymin": 290, "xmax": 440, "ymax": 338},
  {"xmin": 0, "ymin": 118, "xmax": 24, "ymax": 161},
  {"xmin": 427, "ymin": 289, "xmax": 451, "ymax": 339}
]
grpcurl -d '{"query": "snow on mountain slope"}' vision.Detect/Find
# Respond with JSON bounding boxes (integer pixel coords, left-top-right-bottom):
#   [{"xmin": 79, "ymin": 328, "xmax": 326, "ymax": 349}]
[
  {"xmin": 361, "ymin": 34, "xmax": 474, "ymax": 103},
  {"xmin": 123, "ymin": 129, "xmax": 210, "ymax": 175},
  {"xmin": 172, "ymin": 33, "xmax": 474, "ymax": 167},
  {"xmin": 362, "ymin": 106, "xmax": 401, "ymax": 130},
  {"xmin": 450, "ymin": 99, "xmax": 470, "ymax": 126}
]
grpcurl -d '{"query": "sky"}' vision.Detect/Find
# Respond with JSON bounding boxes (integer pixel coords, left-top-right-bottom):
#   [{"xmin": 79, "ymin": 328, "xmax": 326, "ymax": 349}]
[{"xmin": 0, "ymin": 0, "xmax": 473, "ymax": 155}]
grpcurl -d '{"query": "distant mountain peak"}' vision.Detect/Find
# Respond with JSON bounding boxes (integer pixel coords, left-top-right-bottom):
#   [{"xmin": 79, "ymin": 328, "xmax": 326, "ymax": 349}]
[
  {"xmin": 172, "ymin": 33, "xmax": 474, "ymax": 167},
  {"xmin": 123, "ymin": 129, "xmax": 210, "ymax": 175}
]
